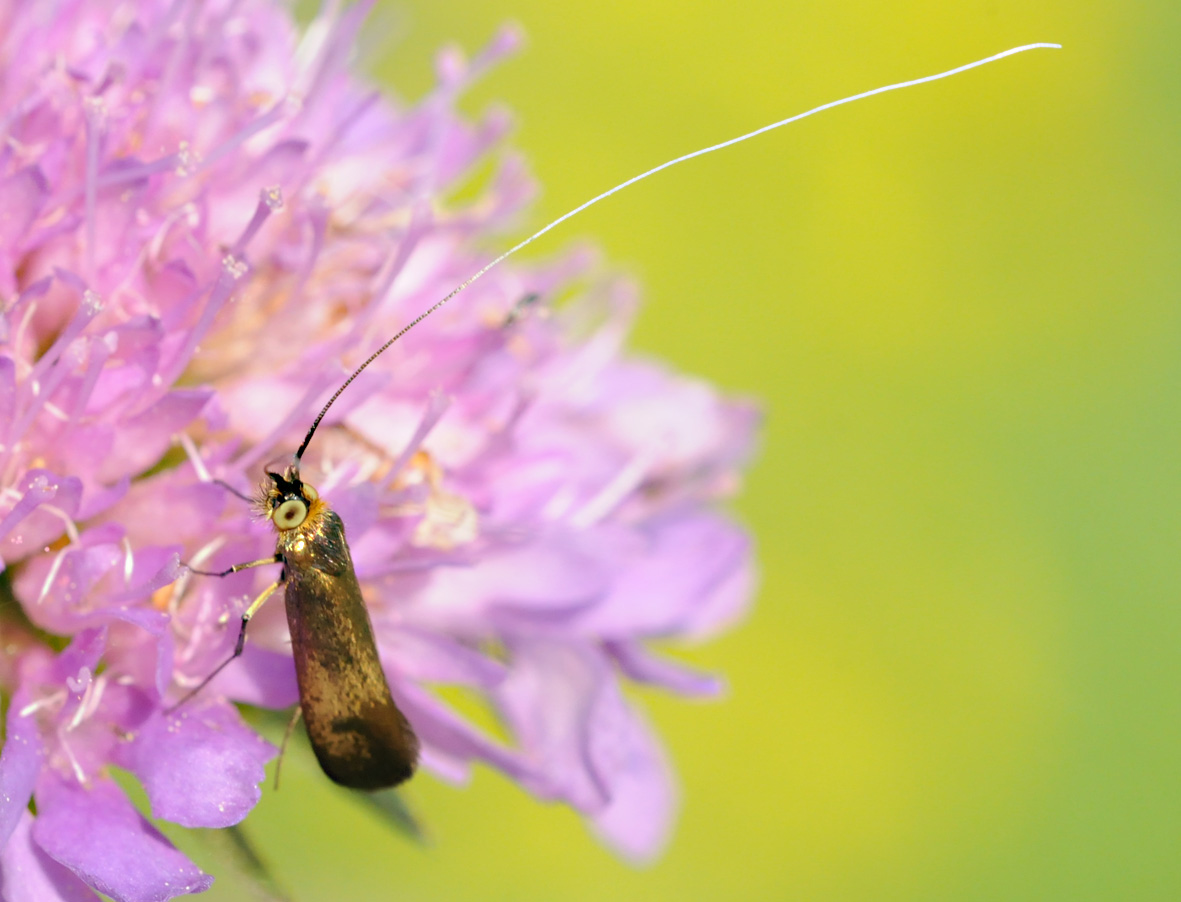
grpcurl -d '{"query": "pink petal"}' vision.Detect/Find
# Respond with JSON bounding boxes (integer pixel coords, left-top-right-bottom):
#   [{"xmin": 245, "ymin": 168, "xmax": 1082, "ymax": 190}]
[
  {"xmin": 495, "ymin": 640, "xmax": 613, "ymax": 810},
  {"xmin": 0, "ymin": 811, "xmax": 98, "ymax": 902},
  {"xmin": 32, "ymin": 777, "xmax": 213, "ymax": 902},
  {"xmin": 586, "ymin": 695, "xmax": 677, "ymax": 864},
  {"xmin": 605, "ymin": 640, "xmax": 723, "ymax": 697},
  {"xmin": 381, "ymin": 626, "xmax": 506, "ymax": 688},
  {"xmin": 0, "ymin": 683, "xmax": 46, "ymax": 849},
  {"xmin": 583, "ymin": 513, "xmax": 755, "ymax": 639},
  {"xmin": 100, "ymin": 390, "xmax": 213, "ymax": 482},
  {"xmin": 393, "ymin": 679, "xmax": 526, "ymax": 783},
  {"xmin": 132, "ymin": 702, "xmax": 275, "ymax": 828},
  {"xmin": 497, "ymin": 640, "xmax": 678, "ymax": 860}
]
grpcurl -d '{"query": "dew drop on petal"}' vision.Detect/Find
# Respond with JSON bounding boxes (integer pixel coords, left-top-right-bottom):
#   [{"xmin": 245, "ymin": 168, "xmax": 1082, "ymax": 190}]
[{"xmin": 82, "ymin": 289, "xmax": 103, "ymax": 316}]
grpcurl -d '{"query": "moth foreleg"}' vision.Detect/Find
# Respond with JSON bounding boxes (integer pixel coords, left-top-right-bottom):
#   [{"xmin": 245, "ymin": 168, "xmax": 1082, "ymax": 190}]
[{"xmin": 165, "ymin": 575, "xmax": 284, "ymax": 713}]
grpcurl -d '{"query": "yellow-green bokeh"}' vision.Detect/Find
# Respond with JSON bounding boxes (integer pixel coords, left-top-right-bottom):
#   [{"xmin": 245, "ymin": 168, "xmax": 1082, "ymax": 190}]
[{"xmin": 207, "ymin": 1, "xmax": 1181, "ymax": 899}]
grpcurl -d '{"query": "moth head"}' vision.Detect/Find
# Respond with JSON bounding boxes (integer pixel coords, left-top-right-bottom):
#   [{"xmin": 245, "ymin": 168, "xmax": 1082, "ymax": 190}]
[{"xmin": 261, "ymin": 467, "xmax": 320, "ymax": 531}]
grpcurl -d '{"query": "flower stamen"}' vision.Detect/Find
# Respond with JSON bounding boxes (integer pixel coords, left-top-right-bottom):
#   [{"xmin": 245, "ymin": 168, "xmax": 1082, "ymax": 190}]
[
  {"xmin": 121, "ymin": 536, "xmax": 135, "ymax": 585},
  {"xmin": 56, "ymin": 728, "xmax": 87, "ymax": 784},
  {"xmin": 570, "ymin": 448, "xmax": 658, "ymax": 529},
  {"xmin": 231, "ymin": 185, "xmax": 285, "ymax": 257},
  {"xmin": 19, "ymin": 689, "xmax": 66, "ymax": 718}
]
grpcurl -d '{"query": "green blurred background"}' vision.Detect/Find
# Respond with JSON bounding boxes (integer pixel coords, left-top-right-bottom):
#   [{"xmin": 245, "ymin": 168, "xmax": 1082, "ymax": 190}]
[{"xmin": 204, "ymin": 1, "xmax": 1181, "ymax": 899}]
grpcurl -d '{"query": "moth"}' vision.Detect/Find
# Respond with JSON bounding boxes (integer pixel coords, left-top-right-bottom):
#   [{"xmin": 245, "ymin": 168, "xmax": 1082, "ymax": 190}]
[{"xmin": 172, "ymin": 43, "xmax": 1059, "ymax": 791}]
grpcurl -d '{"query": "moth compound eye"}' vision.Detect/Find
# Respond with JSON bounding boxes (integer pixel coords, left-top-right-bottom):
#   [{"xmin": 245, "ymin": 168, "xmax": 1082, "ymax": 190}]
[
  {"xmin": 275, "ymin": 498, "xmax": 308, "ymax": 529},
  {"xmin": 303, "ymin": 484, "xmax": 318, "ymax": 502}
]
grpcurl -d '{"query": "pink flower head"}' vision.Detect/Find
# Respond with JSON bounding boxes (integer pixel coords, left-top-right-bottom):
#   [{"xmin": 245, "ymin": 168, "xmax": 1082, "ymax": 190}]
[{"xmin": 0, "ymin": 1, "xmax": 757, "ymax": 898}]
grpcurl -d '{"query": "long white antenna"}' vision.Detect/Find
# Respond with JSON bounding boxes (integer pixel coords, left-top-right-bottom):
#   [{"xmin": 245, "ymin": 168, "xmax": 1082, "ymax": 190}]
[{"xmin": 293, "ymin": 41, "xmax": 1061, "ymax": 468}]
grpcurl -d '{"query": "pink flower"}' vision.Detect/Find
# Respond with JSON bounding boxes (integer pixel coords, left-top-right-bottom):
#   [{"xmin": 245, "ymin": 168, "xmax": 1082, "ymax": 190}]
[{"xmin": 0, "ymin": 1, "xmax": 756, "ymax": 898}]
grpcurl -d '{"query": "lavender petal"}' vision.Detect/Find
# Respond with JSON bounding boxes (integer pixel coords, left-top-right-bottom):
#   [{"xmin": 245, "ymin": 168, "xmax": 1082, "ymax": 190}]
[
  {"xmin": 131, "ymin": 702, "xmax": 276, "ymax": 828},
  {"xmin": 32, "ymin": 776, "xmax": 214, "ymax": 902},
  {"xmin": 0, "ymin": 811, "xmax": 98, "ymax": 902}
]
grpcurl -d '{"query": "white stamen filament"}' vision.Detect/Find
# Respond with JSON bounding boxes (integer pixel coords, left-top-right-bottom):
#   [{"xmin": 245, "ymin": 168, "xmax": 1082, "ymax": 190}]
[
  {"xmin": 177, "ymin": 431, "xmax": 213, "ymax": 483},
  {"xmin": 19, "ymin": 689, "xmax": 66, "ymax": 717},
  {"xmin": 187, "ymin": 535, "xmax": 228, "ymax": 570},
  {"xmin": 42, "ymin": 401, "xmax": 69, "ymax": 421},
  {"xmin": 67, "ymin": 672, "xmax": 106, "ymax": 732},
  {"xmin": 170, "ymin": 535, "xmax": 227, "ymax": 608},
  {"xmin": 57, "ymin": 728, "xmax": 87, "ymax": 784},
  {"xmin": 39, "ymin": 503, "xmax": 81, "ymax": 546},
  {"xmin": 571, "ymin": 447, "xmax": 659, "ymax": 529},
  {"xmin": 121, "ymin": 536, "xmax": 135, "ymax": 585},
  {"xmin": 36, "ymin": 547, "xmax": 69, "ymax": 605}
]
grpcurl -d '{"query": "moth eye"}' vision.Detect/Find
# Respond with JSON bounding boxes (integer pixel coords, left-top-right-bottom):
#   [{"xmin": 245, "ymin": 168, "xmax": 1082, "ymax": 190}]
[
  {"xmin": 303, "ymin": 484, "xmax": 318, "ymax": 502},
  {"xmin": 275, "ymin": 498, "xmax": 308, "ymax": 529}
]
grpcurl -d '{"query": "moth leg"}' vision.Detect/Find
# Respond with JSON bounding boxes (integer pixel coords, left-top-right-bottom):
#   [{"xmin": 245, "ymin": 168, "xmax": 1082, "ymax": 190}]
[
  {"xmin": 187, "ymin": 554, "xmax": 281, "ymax": 578},
  {"xmin": 166, "ymin": 575, "xmax": 284, "ymax": 714},
  {"xmin": 273, "ymin": 705, "xmax": 304, "ymax": 791}
]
